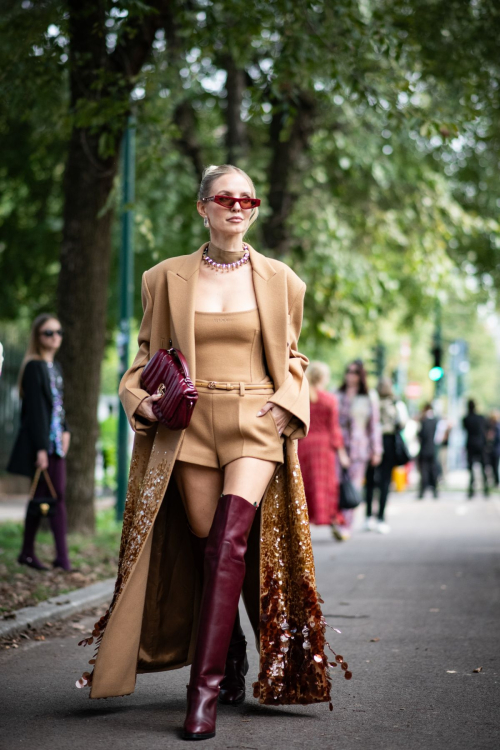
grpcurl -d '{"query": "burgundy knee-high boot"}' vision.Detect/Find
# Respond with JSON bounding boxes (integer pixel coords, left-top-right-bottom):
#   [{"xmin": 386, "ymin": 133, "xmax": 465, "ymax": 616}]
[
  {"xmin": 218, "ymin": 620, "xmax": 248, "ymax": 707},
  {"xmin": 183, "ymin": 494, "xmax": 256, "ymax": 741},
  {"xmin": 190, "ymin": 532, "xmax": 249, "ymax": 708}
]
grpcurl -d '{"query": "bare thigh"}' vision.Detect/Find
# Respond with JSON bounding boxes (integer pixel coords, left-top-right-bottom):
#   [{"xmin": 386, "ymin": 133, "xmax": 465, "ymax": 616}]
[
  {"xmin": 173, "ymin": 457, "xmax": 278, "ymax": 538},
  {"xmin": 223, "ymin": 456, "xmax": 278, "ymax": 506},
  {"xmin": 173, "ymin": 461, "xmax": 223, "ymax": 538}
]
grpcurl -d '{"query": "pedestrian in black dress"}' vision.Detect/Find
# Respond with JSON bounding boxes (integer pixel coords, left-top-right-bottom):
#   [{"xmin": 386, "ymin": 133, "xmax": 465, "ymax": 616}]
[
  {"xmin": 463, "ymin": 399, "xmax": 488, "ymax": 498},
  {"xmin": 485, "ymin": 411, "xmax": 500, "ymax": 488},
  {"xmin": 7, "ymin": 314, "xmax": 71, "ymax": 570}
]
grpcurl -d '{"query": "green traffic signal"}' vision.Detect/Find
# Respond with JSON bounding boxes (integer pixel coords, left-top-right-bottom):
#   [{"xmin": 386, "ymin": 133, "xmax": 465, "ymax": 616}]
[{"xmin": 429, "ymin": 366, "xmax": 444, "ymax": 381}]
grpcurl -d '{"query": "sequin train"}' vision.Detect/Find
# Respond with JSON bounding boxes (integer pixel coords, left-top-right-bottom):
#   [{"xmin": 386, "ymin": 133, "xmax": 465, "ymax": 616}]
[
  {"xmin": 253, "ymin": 441, "xmax": 331, "ymax": 704},
  {"xmin": 77, "ymin": 442, "xmax": 172, "ymax": 690}
]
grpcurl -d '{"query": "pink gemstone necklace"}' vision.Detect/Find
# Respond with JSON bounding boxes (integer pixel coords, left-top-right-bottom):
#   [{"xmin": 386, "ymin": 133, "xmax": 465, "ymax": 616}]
[{"xmin": 202, "ymin": 244, "xmax": 250, "ymax": 272}]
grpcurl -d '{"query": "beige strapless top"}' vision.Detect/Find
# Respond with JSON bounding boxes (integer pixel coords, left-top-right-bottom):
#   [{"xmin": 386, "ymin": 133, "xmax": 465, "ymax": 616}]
[{"xmin": 194, "ymin": 308, "xmax": 271, "ymax": 383}]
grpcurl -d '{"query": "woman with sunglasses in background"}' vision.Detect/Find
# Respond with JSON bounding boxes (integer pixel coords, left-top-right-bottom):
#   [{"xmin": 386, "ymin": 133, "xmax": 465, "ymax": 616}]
[
  {"xmin": 80, "ymin": 165, "xmax": 332, "ymax": 740},
  {"xmin": 334, "ymin": 359, "xmax": 382, "ymax": 541},
  {"xmin": 7, "ymin": 314, "xmax": 71, "ymax": 571}
]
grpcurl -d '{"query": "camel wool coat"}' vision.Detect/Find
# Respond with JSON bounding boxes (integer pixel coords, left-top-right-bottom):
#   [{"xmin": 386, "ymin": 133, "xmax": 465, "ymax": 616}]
[{"xmin": 77, "ymin": 244, "xmax": 332, "ymax": 707}]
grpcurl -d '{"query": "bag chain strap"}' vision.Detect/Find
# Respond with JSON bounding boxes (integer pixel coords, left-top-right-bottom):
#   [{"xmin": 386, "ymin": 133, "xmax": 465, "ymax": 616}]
[{"xmin": 29, "ymin": 466, "xmax": 58, "ymax": 501}]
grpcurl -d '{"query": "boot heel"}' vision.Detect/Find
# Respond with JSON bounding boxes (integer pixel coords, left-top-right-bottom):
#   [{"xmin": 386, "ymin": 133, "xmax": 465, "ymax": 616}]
[{"xmin": 182, "ymin": 730, "xmax": 215, "ymax": 741}]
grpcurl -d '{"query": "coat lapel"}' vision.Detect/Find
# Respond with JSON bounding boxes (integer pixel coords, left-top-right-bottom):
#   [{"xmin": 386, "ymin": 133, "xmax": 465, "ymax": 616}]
[
  {"xmin": 166, "ymin": 245, "xmax": 205, "ymax": 383},
  {"xmin": 249, "ymin": 245, "xmax": 288, "ymax": 389}
]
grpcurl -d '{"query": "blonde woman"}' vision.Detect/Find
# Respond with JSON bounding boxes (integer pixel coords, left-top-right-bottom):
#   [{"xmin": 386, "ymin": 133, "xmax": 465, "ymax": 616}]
[
  {"xmin": 298, "ymin": 361, "xmax": 349, "ymax": 525},
  {"xmin": 80, "ymin": 165, "xmax": 332, "ymax": 740},
  {"xmin": 7, "ymin": 314, "xmax": 71, "ymax": 570}
]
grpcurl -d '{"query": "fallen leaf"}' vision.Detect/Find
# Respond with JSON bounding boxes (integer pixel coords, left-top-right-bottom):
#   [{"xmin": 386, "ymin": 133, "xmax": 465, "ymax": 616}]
[
  {"xmin": 33, "ymin": 635, "xmax": 45, "ymax": 641},
  {"xmin": 446, "ymin": 670, "xmax": 457, "ymax": 674},
  {"xmin": 370, "ymin": 638, "xmax": 380, "ymax": 642},
  {"xmin": 472, "ymin": 667, "xmax": 483, "ymax": 673}
]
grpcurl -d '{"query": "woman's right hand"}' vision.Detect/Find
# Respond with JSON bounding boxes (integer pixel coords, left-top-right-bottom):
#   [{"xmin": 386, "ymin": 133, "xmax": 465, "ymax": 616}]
[
  {"xmin": 36, "ymin": 450, "xmax": 49, "ymax": 470},
  {"xmin": 338, "ymin": 447, "xmax": 350, "ymax": 469},
  {"xmin": 135, "ymin": 393, "xmax": 163, "ymax": 422}
]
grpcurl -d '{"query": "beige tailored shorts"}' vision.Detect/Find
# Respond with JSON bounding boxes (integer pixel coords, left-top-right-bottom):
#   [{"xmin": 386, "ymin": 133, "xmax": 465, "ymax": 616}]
[{"xmin": 176, "ymin": 383, "xmax": 284, "ymax": 469}]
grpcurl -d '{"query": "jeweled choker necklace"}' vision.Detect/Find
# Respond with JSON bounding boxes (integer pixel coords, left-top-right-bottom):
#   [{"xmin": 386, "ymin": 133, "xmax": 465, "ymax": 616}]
[{"xmin": 202, "ymin": 244, "xmax": 250, "ymax": 272}]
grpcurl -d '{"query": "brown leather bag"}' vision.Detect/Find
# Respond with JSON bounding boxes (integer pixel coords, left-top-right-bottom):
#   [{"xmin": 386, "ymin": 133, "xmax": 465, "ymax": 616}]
[{"xmin": 27, "ymin": 467, "xmax": 58, "ymax": 518}]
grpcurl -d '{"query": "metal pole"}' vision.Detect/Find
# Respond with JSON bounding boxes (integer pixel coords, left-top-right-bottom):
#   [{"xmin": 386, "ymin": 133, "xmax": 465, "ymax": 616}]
[
  {"xmin": 434, "ymin": 301, "xmax": 443, "ymax": 399},
  {"xmin": 116, "ymin": 115, "xmax": 136, "ymax": 521}
]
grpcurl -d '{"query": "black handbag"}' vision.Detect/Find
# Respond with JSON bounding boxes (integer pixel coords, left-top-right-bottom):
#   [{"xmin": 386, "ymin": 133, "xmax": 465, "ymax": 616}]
[
  {"xmin": 339, "ymin": 469, "xmax": 362, "ymax": 510},
  {"xmin": 394, "ymin": 431, "xmax": 411, "ymax": 466},
  {"xmin": 27, "ymin": 467, "xmax": 58, "ymax": 518}
]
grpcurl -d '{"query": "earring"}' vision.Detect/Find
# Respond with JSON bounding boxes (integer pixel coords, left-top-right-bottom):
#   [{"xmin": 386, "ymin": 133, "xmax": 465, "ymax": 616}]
[{"xmin": 204, "ymin": 217, "xmax": 209, "ymax": 228}]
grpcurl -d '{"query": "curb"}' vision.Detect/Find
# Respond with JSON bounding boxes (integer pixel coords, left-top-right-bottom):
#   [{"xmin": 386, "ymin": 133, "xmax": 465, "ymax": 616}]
[{"xmin": 0, "ymin": 578, "xmax": 114, "ymax": 641}]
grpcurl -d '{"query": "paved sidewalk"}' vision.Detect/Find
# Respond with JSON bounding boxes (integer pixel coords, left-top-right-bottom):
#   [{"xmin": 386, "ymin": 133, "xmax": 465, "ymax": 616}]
[{"xmin": 0, "ymin": 489, "xmax": 499, "ymax": 749}]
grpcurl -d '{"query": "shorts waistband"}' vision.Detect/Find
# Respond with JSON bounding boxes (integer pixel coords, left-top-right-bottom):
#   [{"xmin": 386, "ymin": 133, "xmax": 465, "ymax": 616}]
[{"xmin": 195, "ymin": 379, "xmax": 274, "ymax": 396}]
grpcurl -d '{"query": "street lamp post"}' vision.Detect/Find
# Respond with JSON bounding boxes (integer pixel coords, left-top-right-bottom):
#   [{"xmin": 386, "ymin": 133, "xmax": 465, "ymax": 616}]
[{"xmin": 116, "ymin": 116, "xmax": 136, "ymax": 521}]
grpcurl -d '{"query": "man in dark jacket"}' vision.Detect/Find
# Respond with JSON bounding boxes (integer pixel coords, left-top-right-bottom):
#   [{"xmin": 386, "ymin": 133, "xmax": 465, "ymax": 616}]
[
  {"xmin": 418, "ymin": 403, "xmax": 439, "ymax": 498},
  {"xmin": 463, "ymin": 399, "xmax": 488, "ymax": 498}
]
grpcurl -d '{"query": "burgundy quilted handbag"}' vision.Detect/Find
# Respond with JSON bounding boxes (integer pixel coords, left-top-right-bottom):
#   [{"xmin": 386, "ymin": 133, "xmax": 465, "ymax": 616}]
[{"xmin": 140, "ymin": 348, "xmax": 198, "ymax": 430}]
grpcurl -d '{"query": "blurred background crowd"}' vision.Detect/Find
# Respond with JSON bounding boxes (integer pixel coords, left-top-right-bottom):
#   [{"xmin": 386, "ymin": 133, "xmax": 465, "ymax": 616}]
[{"xmin": 299, "ymin": 357, "xmax": 499, "ymax": 545}]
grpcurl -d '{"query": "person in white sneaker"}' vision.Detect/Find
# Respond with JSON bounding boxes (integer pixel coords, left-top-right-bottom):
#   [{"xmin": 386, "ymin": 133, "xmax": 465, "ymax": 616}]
[
  {"xmin": 364, "ymin": 378, "xmax": 408, "ymax": 533},
  {"xmin": 362, "ymin": 516, "xmax": 378, "ymax": 532},
  {"xmin": 336, "ymin": 360, "xmax": 382, "ymax": 541}
]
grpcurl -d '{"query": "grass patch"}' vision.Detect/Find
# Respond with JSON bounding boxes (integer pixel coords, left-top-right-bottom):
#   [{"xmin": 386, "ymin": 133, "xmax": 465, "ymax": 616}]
[{"xmin": 0, "ymin": 509, "xmax": 122, "ymax": 615}]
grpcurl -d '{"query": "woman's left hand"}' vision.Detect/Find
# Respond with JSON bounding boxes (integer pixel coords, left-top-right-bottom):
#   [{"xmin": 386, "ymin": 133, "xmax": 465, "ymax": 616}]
[
  {"xmin": 371, "ymin": 453, "xmax": 382, "ymax": 467},
  {"xmin": 257, "ymin": 402, "xmax": 292, "ymax": 436},
  {"xmin": 62, "ymin": 431, "xmax": 71, "ymax": 456}
]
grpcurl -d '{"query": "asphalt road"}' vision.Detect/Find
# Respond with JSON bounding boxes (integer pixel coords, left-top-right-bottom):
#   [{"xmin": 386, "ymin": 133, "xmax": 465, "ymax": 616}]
[{"xmin": 1, "ymin": 489, "xmax": 499, "ymax": 750}]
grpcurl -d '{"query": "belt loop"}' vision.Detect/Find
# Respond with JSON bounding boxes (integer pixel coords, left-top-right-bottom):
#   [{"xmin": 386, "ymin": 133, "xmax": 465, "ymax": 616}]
[{"xmin": 239, "ymin": 382, "xmax": 245, "ymax": 397}]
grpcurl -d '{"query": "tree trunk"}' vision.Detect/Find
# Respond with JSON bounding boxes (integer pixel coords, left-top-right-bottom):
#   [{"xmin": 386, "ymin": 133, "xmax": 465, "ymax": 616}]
[
  {"xmin": 262, "ymin": 92, "xmax": 316, "ymax": 256},
  {"xmin": 224, "ymin": 55, "xmax": 248, "ymax": 164},
  {"xmin": 173, "ymin": 101, "xmax": 204, "ymax": 178},
  {"xmin": 58, "ymin": 130, "xmax": 119, "ymax": 533},
  {"xmin": 56, "ymin": 0, "xmax": 169, "ymax": 533}
]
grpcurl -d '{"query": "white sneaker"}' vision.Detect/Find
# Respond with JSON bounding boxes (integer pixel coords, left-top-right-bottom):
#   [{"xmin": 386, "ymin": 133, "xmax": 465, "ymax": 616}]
[
  {"xmin": 331, "ymin": 525, "xmax": 351, "ymax": 541},
  {"xmin": 376, "ymin": 521, "xmax": 391, "ymax": 534},
  {"xmin": 363, "ymin": 517, "xmax": 377, "ymax": 532}
]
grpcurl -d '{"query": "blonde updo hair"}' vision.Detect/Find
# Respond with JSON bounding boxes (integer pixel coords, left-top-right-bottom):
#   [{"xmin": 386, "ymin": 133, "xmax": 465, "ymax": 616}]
[
  {"xmin": 198, "ymin": 164, "xmax": 259, "ymax": 229},
  {"xmin": 306, "ymin": 361, "xmax": 330, "ymax": 388},
  {"xmin": 377, "ymin": 377, "xmax": 394, "ymax": 399}
]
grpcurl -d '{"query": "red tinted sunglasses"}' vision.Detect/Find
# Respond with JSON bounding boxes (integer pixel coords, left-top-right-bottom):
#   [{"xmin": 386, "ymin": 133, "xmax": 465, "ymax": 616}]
[{"xmin": 202, "ymin": 195, "xmax": 261, "ymax": 210}]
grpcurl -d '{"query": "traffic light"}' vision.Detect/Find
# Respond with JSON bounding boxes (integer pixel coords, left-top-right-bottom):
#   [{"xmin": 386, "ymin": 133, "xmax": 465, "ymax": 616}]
[{"xmin": 429, "ymin": 344, "xmax": 444, "ymax": 382}]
